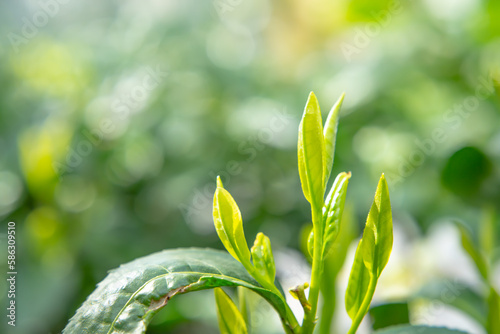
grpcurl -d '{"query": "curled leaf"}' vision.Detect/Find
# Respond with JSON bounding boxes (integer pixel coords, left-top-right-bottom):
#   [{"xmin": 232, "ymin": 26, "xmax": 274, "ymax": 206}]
[
  {"xmin": 251, "ymin": 232, "xmax": 276, "ymax": 284},
  {"xmin": 323, "ymin": 93, "xmax": 345, "ymax": 186},
  {"xmin": 213, "ymin": 176, "xmax": 251, "ymax": 264},
  {"xmin": 322, "ymin": 172, "xmax": 351, "ymax": 258}
]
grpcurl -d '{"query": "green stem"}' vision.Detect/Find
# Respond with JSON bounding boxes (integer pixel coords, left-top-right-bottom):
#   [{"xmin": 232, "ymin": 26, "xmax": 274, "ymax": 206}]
[
  {"xmin": 302, "ymin": 209, "xmax": 323, "ymax": 334},
  {"xmin": 347, "ymin": 275, "xmax": 377, "ymax": 334},
  {"xmin": 247, "ymin": 266, "xmax": 301, "ymax": 334},
  {"xmin": 318, "ymin": 286, "xmax": 336, "ymax": 334}
]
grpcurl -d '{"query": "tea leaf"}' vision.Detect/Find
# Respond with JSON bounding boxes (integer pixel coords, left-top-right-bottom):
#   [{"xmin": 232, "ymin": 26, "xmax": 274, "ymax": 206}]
[
  {"xmin": 63, "ymin": 248, "xmax": 289, "ymax": 334},
  {"xmin": 298, "ymin": 92, "xmax": 325, "ymax": 213},
  {"xmin": 215, "ymin": 288, "xmax": 248, "ymax": 334},
  {"xmin": 251, "ymin": 232, "xmax": 276, "ymax": 284},
  {"xmin": 213, "ymin": 176, "xmax": 251, "ymax": 263},
  {"xmin": 345, "ymin": 174, "xmax": 392, "ymax": 327},
  {"xmin": 323, "ymin": 93, "xmax": 345, "ymax": 186},
  {"xmin": 322, "ymin": 171, "xmax": 351, "ymax": 258},
  {"xmin": 360, "ymin": 174, "xmax": 392, "ymax": 276},
  {"xmin": 345, "ymin": 240, "xmax": 372, "ymax": 320}
]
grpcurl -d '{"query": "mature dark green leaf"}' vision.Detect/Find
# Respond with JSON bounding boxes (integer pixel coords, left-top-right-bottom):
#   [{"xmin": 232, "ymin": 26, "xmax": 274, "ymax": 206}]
[
  {"xmin": 215, "ymin": 288, "xmax": 248, "ymax": 334},
  {"xmin": 369, "ymin": 302, "xmax": 409, "ymax": 330},
  {"xmin": 63, "ymin": 248, "xmax": 287, "ymax": 334},
  {"xmin": 374, "ymin": 325, "xmax": 468, "ymax": 334},
  {"xmin": 298, "ymin": 91, "xmax": 325, "ymax": 213}
]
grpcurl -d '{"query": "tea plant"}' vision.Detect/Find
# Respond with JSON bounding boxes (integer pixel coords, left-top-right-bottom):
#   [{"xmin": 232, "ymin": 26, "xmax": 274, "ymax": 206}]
[{"xmin": 63, "ymin": 93, "xmax": 468, "ymax": 334}]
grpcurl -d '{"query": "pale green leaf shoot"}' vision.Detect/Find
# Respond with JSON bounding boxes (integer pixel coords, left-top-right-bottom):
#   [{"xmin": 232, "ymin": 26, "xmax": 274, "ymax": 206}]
[
  {"xmin": 322, "ymin": 171, "xmax": 351, "ymax": 258},
  {"xmin": 323, "ymin": 92, "xmax": 345, "ymax": 186},
  {"xmin": 213, "ymin": 176, "xmax": 251, "ymax": 264},
  {"xmin": 298, "ymin": 92, "xmax": 325, "ymax": 213},
  {"xmin": 215, "ymin": 288, "xmax": 248, "ymax": 334},
  {"xmin": 251, "ymin": 232, "xmax": 276, "ymax": 284},
  {"xmin": 345, "ymin": 174, "xmax": 392, "ymax": 333}
]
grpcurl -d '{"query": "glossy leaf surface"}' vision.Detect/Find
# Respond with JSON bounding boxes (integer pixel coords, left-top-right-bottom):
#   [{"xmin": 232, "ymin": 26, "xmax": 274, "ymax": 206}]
[
  {"xmin": 63, "ymin": 248, "xmax": 287, "ymax": 334},
  {"xmin": 322, "ymin": 171, "xmax": 351, "ymax": 258},
  {"xmin": 323, "ymin": 92, "xmax": 345, "ymax": 186},
  {"xmin": 213, "ymin": 176, "xmax": 251, "ymax": 263},
  {"xmin": 298, "ymin": 92, "xmax": 325, "ymax": 212},
  {"xmin": 345, "ymin": 174, "xmax": 392, "ymax": 322}
]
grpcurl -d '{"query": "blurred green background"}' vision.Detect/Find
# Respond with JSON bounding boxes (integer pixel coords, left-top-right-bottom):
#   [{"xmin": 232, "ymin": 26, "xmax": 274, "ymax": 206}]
[{"xmin": 0, "ymin": 0, "xmax": 499, "ymax": 333}]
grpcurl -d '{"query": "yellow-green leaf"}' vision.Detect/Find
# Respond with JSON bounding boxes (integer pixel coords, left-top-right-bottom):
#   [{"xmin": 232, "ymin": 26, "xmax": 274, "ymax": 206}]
[
  {"xmin": 322, "ymin": 171, "xmax": 351, "ymax": 258},
  {"xmin": 345, "ymin": 174, "xmax": 392, "ymax": 325},
  {"xmin": 215, "ymin": 288, "xmax": 248, "ymax": 334},
  {"xmin": 213, "ymin": 176, "xmax": 251, "ymax": 263},
  {"xmin": 323, "ymin": 93, "xmax": 345, "ymax": 186},
  {"xmin": 345, "ymin": 241, "xmax": 372, "ymax": 320},
  {"xmin": 298, "ymin": 92, "xmax": 325, "ymax": 213},
  {"xmin": 251, "ymin": 232, "xmax": 276, "ymax": 284},
  {"xmin": 360, "ymin": 174, "xmax": 393, "ymax": 276}
]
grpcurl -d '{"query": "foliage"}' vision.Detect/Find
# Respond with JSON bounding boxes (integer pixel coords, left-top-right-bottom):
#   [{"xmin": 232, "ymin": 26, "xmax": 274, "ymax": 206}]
[
  {"xmin": 63, "ymin": 94, "xmax": 469, "ymax": 334},
  {"xmin": 1, "ymin": 2, "xmax": 500, "ymax": 333}
]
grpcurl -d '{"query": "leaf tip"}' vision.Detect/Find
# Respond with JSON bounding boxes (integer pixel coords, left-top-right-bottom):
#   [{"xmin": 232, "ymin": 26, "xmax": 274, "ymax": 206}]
[
  {"xmin": 216, "ymin": 175, "xmax": 223, "ymax": 189},
  {"xmin": 305, "ymin": 91, "xmax": 320, "ymax": 113}
]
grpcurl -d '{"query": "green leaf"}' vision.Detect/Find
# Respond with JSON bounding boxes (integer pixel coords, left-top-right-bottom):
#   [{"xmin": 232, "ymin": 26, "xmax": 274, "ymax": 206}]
[
  {"xmin": 345, "ymin": 174, "xmax": 392, "ymax": 329},
  {"xmin": 369, "ymin": 302, "xmax": 409, "ymax": 330},
  {"xmin": 374, "ymin": 325, "xmax": 468, "ymax": 334},
  {"xmin": 456, "ymin": 223, "xmax": 488, "ymax": 280},
  {"xmin": 360, "ymin": 174, "xmax": 393, "ymax": 276},
  {"xmin": 213, "ymin": 176, "xmax": 251, "ymax": 264},
  {"xmin": 345, "ymin": 240, "xmax": 372, "ymax": 320},
  {"xmin": 323, "ymin": 92, "xmax": 345, "ymax": 186},
  {"xmin": 251, "ymin": 232, "xmax": 276, "ymax": 284},
  {"xmin": 298, "ymin": 91, "xmax": 325, "ymax": 213},
  {"xmin": 215, "ymin": 288, "xmax": 248, "ymax": 334},
  {"xmin": 63, "ymin": 248, "xmax": 288, "ymax": 334},
  {"xmin": 322, "ymin": 171, "xmax": 351, "ymax": 258}
]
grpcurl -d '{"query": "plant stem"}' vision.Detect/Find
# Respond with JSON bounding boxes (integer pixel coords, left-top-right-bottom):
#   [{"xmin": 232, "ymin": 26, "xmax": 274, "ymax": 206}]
[
  {"xmin": 302, "ymin": 209, "xmax": 323, "ymax": 334},
  {"xmin": 248, "ymin": 266, "xmax": 301, "ymax": 334},
  {"xmin": 346, "ymin": 276, "xmax": 377, "ymax": 334},
  {"xmin": 318, "ymin": 285, "xmax": 336, "ymax": 334}
]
